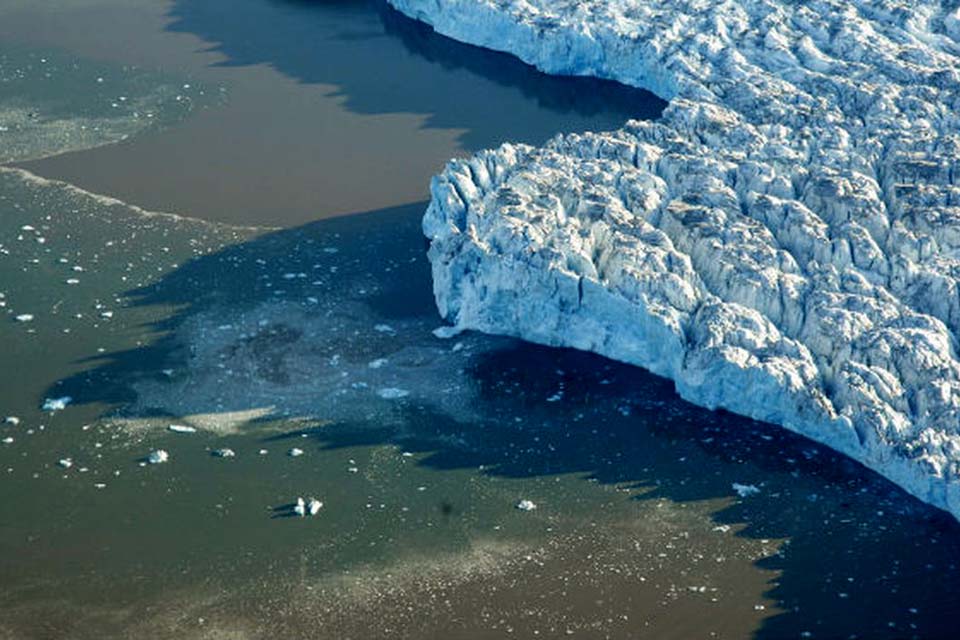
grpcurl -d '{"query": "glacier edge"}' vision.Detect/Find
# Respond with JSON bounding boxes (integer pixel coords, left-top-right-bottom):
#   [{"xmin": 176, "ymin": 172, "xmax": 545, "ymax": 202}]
[{"xmin": 387, "ymin": 0, "xmax": 960, "ymax": 521}]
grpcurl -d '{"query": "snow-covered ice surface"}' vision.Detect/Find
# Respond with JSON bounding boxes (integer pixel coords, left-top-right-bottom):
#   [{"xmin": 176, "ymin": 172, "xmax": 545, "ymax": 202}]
[{"xmin": 387, "ymin": 0, "xmax": 960, "ymax": 521}]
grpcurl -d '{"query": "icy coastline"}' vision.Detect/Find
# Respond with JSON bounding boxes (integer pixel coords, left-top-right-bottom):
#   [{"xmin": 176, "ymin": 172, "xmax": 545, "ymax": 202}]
[{"xmin": 386, "ymin": 0, "xmax": 960, "ymax": 520}]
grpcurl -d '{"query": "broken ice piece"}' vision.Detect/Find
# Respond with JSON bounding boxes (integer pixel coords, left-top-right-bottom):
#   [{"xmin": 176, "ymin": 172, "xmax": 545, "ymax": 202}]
[
  {"xmin": 308, "ymin": 498, "xmax": 323, "ymax": 515},
  {"xmin": 58, "ymin": 458, "xmax": 73, "ymax": 469},
  {"xmin": 168, "ymin": 424, "xmax": 196, "ymax": 434},
  {"xmin": 432, "ymin": 325, "xmax": 462, "ymax": 339},
  {"xmin": 212, "ymin": 448, "xmax": 236, "ymax": 458},
  {"xmin": 3, "ymin": 416, "xmax": 20, "ymax": 426},
  {"xmin": 732, "ymin": 483, "xmax": 761, "ymax": 498},
  {"xmin": 15, "ymin": 314, "xmax": 34, "ymax": 322},
  {"xmin": 377, "ymin": 387, "xmax": 409, "ymax": 400},
  {"xmin": 288, "ymin": 447, "xmax": 304, "ymax": 457},
  {"xmin": 516, "ymin": 499, "xmax": 537, "ymax": 511},
  {"xmin": 148, "ymin": 449, "xmax": 169, "ymax": 464},
  {"xmin": 42, "ymin": 396, "xmax": 72, "ymax": 412},
  {"xmin": 294, "ymin": 497, "xmax": 306, "ymax": 517}
]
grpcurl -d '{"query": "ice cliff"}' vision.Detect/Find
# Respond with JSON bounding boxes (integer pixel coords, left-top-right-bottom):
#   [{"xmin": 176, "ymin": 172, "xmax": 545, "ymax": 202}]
[{"xmin": 386, "ymin": 0, "xmax": 960, "ymax": 521}]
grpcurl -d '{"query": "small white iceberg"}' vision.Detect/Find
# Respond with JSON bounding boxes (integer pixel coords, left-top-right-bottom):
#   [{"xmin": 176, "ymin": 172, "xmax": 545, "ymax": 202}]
[
  {"xmin": 14, "ymin": 314, "xmax": 34, "ymax": 323},
  {"xmin": 42, "ymin": 396, "xmax": 72, "ymax": 412},
  {"xmin": 377, "ymin": 387, "xmax": 409, "ymax": 400},
  {"xmin": 212, "ymin": 448, "xmax": 236, "ymax": 458},
  {"xmin": 3, "ymin": 416, "xmax": 20, "ymax": 426},
  {"xmin": 516, "ymin": 499, "xmax": 537, "ymax": 512},
  {"xmin": 308, "ymin": 498, "xmax": 323, "ymax": 515},
  {"xmin": 167, "ymin": 424, "xmax": 196, "ymax": 434},
  {"xmin": 288, "ymin": 447, "xmax": 304, "ymax": 457},
  {"xmin": 293, "ymin": 497, "xmax": 306, "ymax": 517},
  {"xmin": 147, "ymin": 449, "xmax": 169, "ymax": 464},
  {"xmin": 57, "ymin": 458, "xmax": 73, "ymax": 469},
  {"xmin": 732, "ymin": 483, "xmax": 761, "ymax": 498}
]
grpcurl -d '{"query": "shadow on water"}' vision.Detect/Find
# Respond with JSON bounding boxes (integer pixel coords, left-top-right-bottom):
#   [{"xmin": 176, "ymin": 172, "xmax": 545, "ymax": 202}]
[
  {"xmin": 164, "ymin": 0, "xmax": 666, "ymax": 151},
  {"xmin": 47, "ymin": 200, "xmax": 960, "ymax": 639}
]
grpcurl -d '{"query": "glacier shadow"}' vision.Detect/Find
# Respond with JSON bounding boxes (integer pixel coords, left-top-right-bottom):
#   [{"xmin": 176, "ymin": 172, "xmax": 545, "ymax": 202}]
[
  {"xmin": 164, "ymin": 0, "xmax": 666, "ymax": 151},
  {"xmin": 45, "ymin": 201, "xmax": 960, "ymax": 639}
]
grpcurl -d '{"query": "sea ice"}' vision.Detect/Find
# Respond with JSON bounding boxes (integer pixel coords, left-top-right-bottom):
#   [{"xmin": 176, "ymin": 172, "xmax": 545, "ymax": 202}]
[{"xmin": 388, "ymin": 0, "xmax": 960, "ymax": 522}]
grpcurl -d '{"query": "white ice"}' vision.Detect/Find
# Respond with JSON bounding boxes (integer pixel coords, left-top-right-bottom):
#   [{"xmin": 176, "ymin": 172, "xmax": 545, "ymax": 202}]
[{"xmin": 387, "ymin": 0, "xmax": 960, "ymax": 521}]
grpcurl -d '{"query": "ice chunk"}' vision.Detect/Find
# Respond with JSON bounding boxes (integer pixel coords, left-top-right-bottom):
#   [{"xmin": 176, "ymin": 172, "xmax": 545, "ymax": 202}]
[
  {"xmin": 308, "ymin": 498, "xmax": 323, "ymax": 515},
  {"xmin": 516, "ymin": 499, "xmax": 537, "ymax": 511},
  {"xmin": 377, "ymin": 388, "xmax": 409, "ymax": 400},
  {"xmin": 212, "ymin": 448, "xmax": 236, "ymax": 458},
  {"xmin": 41, "ymin": 396, "xmax": 72, "ymax": 412},
  {"xmin": 293, "ymin": 497, "xmax": 306, "ymax": 517},
  {"xmin": 288, "ymin": 447, "xmax": 304, "ymax": 457},
  {"xmin": 3, "ymin": 416, "xmax": 20, "ymax": 426},
  {"xmin": 732, "ymin": 483, "xmax": 761, "ymax": 498},
  {"xmin": 147, "ymin": 449, "xmax": 169, "ymax": 464},
  {"xmin": 167, "ymin": 424, "xmax": 196, "ymax": 434},
  {"xmin": 14, "ymin": 314, "xmax": 34, "ymax": 322}
]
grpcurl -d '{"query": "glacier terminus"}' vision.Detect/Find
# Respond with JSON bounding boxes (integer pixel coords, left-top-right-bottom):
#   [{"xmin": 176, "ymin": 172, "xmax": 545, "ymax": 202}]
[{"xmin": 387, "ymin": 0, "xmax": 960, "ymax": 521}]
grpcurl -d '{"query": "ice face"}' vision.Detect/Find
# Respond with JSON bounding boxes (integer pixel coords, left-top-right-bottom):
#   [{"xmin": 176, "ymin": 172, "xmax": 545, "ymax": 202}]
[{"xmin": 386, "ymin": 0, "xmax": 960, "ymax": 521}]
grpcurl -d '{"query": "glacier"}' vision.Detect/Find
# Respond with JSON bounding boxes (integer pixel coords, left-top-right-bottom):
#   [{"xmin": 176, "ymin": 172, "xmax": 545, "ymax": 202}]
[{"xmin": 385, "ymin": 0, "xmax": 960, "ymax": 521}]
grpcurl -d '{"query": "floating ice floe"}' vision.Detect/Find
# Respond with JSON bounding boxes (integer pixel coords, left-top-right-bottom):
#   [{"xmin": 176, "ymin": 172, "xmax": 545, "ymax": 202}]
[
  {"xmin": 732, "ymin": 483, "xmax": 761, "ymax": 498},
  {"xmin": 41, "ymin": 396, "xmax": 72, "ymax": 412},
  {"xmin": 516, "ymin": 499, "xmax": 537, "ymax": 511},
  {"xmin": 377, "ymin": 387, "xmax": 409, "ymax": 400},
  {"xmin": 2, "ymin": 437, "xmax": 13, "ymax": 444},
  {"xmin": 293, "ymin": 497, "xmax": 306, "ymax": 517},
  {"xmin": 167, "ymin": 424, "xmax": 196, "ymax": 434},
  {"xmin": 147, "ymin": 449, "xmax": 169, "ymax": 464},
  {"xmin": 288, "ymin": 447, "xmax": 304, "ymax": 457},
  {"xmin": 57, "ymin": 458, "xmax": 73, "ymax": 469},
  {"xmin": 308, "ymin": 498, "xmax": 323, "ymax": 515},
  {"xmin": 3, "ymin": 416, "xmax": 20, "ymax": 426},
  {"xmin": 14, "ymin": 314, "xmax": 34, "ymax": 323},
  {"xmin": 387, "ymin": 0, "xmax": 960, "ymax": 522},
  {"xmin": 212, "ymin": 448, "xmax": 236, "ymax": 458}
]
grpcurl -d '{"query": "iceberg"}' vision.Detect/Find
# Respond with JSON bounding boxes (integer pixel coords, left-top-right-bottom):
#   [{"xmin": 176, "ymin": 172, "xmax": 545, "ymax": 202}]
[{"xmin": 386, "ymin": 0, "xmax": 960, "ymax": 520}]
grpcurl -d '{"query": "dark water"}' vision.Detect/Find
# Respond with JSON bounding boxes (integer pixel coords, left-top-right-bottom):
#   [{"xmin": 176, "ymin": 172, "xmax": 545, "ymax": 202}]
[
  {"xmin": 1, "ymin": 2, "xmax": 960, "ymax": 640},
  {"xmin": 7, "ymin": 0, "xmax": 662, "ymax": 227}
]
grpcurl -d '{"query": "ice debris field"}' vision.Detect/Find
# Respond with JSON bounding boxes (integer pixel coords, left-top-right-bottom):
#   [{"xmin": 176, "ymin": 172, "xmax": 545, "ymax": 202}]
[{"xmin": 387, "ymin": 0, "xmax": 960, "ymax": 521}]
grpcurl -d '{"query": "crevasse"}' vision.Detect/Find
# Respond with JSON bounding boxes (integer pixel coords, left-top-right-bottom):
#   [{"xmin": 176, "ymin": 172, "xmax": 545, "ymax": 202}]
[{"xmin": 386, "ymin": 0, "xmax": 960, "ymax": 521}]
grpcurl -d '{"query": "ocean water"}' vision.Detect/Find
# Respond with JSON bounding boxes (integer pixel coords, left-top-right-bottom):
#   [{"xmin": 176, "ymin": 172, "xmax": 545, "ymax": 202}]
[{"xmin": 2, "ymin": 2, "xmax": 960, "ymax": 639}]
